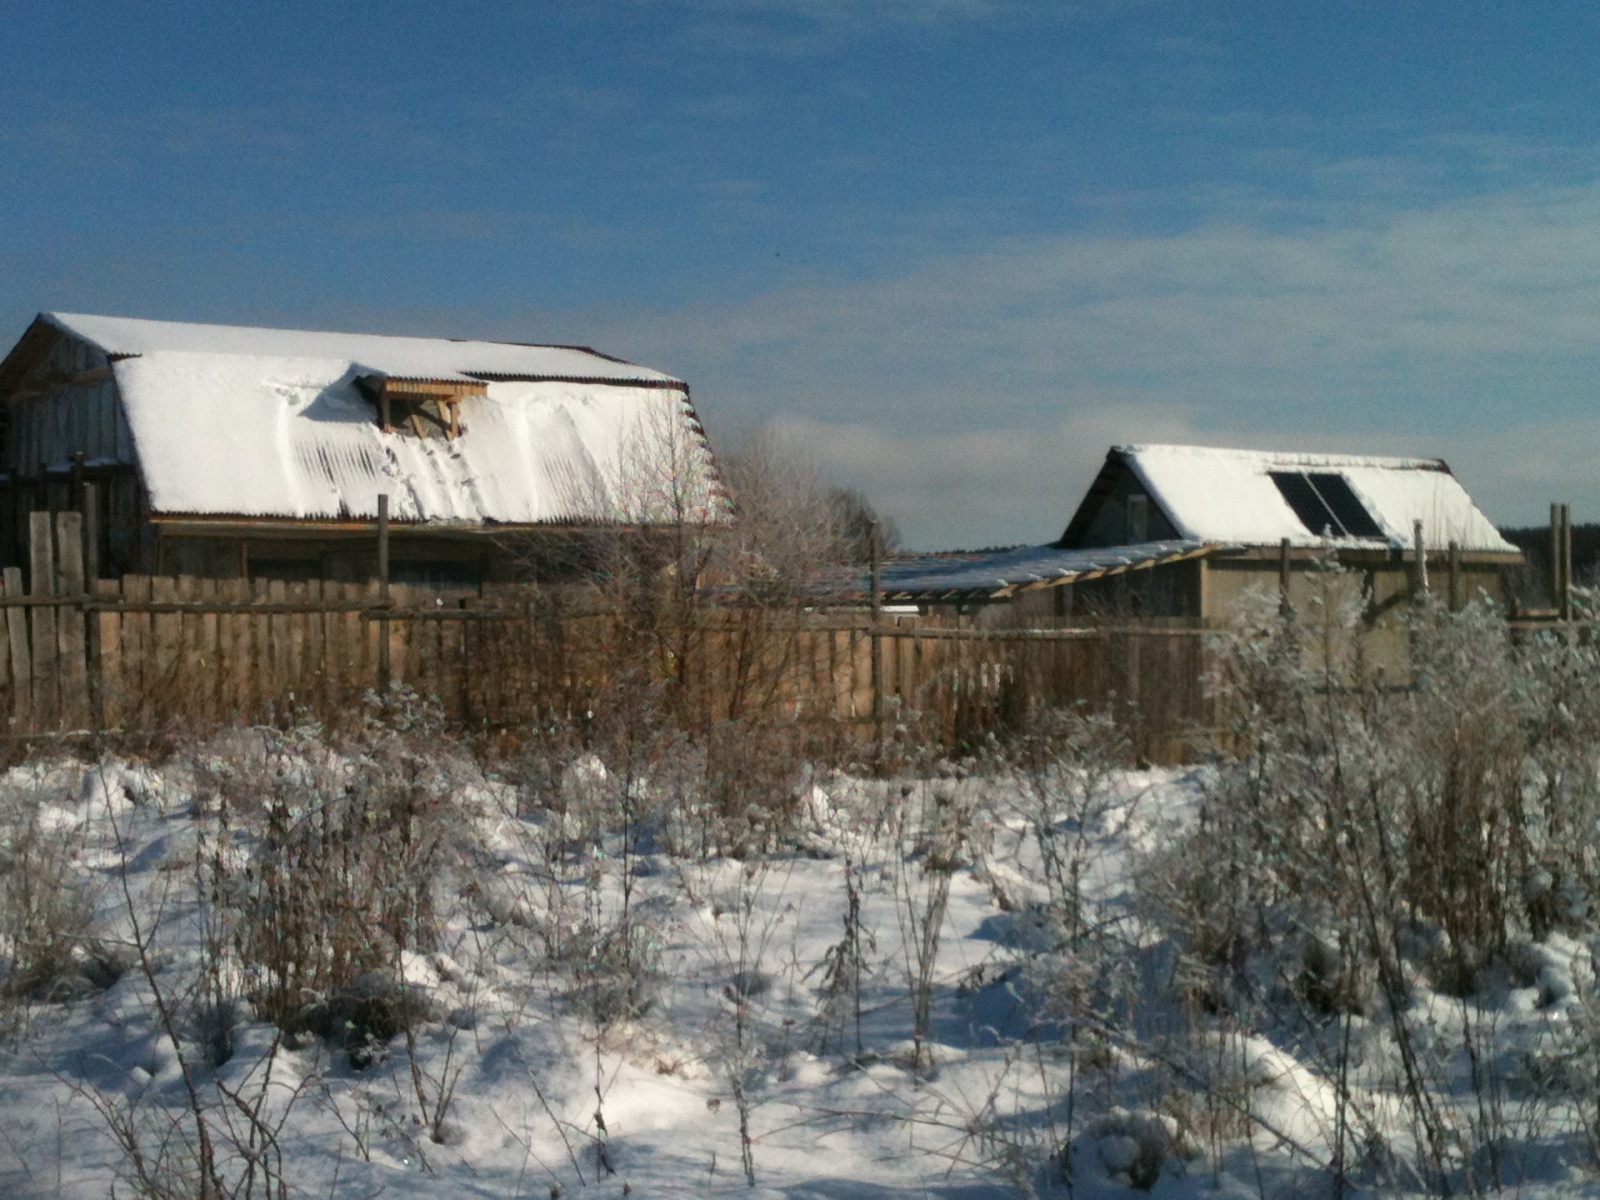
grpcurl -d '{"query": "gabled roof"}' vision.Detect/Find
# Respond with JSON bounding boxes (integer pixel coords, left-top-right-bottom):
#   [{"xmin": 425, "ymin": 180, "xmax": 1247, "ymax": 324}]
[
  {"xmin": 1062, "ymin": 445, "xmax": 1518, "ymax": 556},
  {"xmin": 9, "ymin": 313, "xmax": 722, "ymax": 527}
]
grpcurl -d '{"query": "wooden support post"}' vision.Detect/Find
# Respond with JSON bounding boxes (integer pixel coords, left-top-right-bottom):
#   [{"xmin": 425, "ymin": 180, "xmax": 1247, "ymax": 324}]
[
  {"xmin": 71, "ymin": 451, "xmax": 85, "ymax": 512},
  {"xmin": 1413, "ymin": 519, "xmax": 1428, "ymax": 598},
  {"xmin": 2, "ymin": 567, "xmax": 30, "ymax": 730},
  {"xmin": 377, "ymin": 493, "xmax": 391, "ymax": 693},
  {"xmin": 869, "ymin": 521, "xmax": 883, "ymax": 747},
  {"xmin": 1550, "ymin": 502, "xmax": 1563, "ymax": 615},
  {"xmin": 1278, "ymin": 537, "xmax": 1291, "ymax": 613},
  {"xmin": 55, "ymin": 511, "xmax": 87, "ymax": 729},
  {"xmin": 1561, "ymin": 502, "xmax": 1574, "ymax": 622},
  {"xmin": 1448, "ymin": 540, "xmax": 1461, "ymax": 612},
  {"xmin": 82, "ymin": 482, "xmax": 100, "ymax": 583},
  {"xmin": 29, "ymin": 512, "xmax": 56, "ymax": 730}
]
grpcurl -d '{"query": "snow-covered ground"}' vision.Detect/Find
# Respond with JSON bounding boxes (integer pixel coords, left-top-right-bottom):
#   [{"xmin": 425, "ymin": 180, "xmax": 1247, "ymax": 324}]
[{"xmin": 2, "ymin": 726, "xmax": 1599, "ymax": 1198}]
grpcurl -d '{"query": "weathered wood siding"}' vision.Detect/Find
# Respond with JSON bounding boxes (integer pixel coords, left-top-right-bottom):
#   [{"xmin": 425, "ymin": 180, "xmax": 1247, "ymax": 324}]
[{"xmin": 0, "ymin": 513, "xmax": 1219, "ymax": 761}]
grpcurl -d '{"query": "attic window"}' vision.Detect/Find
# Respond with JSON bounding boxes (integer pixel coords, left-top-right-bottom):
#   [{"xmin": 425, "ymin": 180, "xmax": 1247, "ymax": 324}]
[
  {"xmin": 361, "ymin": 376, "xmax": 485, "ymax": 440},
  {"xmin": 1269, "ymin": 471, "xmax": 1384, "ymax": 539}
]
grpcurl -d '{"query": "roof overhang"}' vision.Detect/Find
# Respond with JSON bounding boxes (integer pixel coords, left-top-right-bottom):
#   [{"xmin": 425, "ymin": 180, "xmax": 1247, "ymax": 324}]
[{"xmin": 867, "ymin": 540, "xmax": 1222, "ymax": 602}]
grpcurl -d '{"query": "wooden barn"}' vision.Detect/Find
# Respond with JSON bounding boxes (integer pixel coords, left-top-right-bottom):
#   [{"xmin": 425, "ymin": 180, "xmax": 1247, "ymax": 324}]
[
  {"xmin": 879, "ymin": 444, "xmax": 1522, "ymax": 626},
  {"xmin": 0, "ymin": 313, "xmax": 723, "ymax": 585}
]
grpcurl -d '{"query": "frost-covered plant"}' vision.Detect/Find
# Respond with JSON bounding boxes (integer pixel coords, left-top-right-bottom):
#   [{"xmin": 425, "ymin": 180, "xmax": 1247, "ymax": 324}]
[
  {"xmin": 196, "ymin": 712, "xmax": 466, "ymax": 1034},
  {"xmin": 0, "ymin": 799, "xmax": 94, "ymax": 1020},
  {"xmin": 1144, "ymin": 581, "xmax": 1600, "ymax": 1192}
]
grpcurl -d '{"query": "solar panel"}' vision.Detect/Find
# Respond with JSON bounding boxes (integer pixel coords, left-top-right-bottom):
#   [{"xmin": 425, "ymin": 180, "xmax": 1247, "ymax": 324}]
[
  {"xmin": 1304, "ymin": 473, "xmax": 1383, "ymax": 538},
  {"xmin": 1270, "ymin": 472, "xmax": 1337, "ymax": 536},
  {"xmin": 1269, "ymin": 471, "xmax": 1383, "ymax": 539}
]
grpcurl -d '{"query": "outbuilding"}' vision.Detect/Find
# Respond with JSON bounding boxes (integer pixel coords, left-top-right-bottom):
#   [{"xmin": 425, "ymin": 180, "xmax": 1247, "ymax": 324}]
[
  {"xmin": 0, "ymin": 313, "xmax": 723, "ymax": 585},
  {"xmin": 879, "ymin": 444, "xmax": 1522, "ymax": 624}
]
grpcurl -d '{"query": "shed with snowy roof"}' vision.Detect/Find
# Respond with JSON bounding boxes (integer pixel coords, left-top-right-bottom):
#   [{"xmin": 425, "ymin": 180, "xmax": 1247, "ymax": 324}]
[
  {"xmin": 878, "ymin": 444, "xmax": 1520, "ymax": 622},
  {"xmin": 0, "ymin": 313, "xmax": 724, "ymax": 584},
  {"xmin": 1055, "ymin": 443, "xmax": 1519, "ymax": 618}
]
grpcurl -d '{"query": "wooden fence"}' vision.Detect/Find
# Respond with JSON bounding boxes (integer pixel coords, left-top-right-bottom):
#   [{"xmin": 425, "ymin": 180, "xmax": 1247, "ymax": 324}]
[{"xmin": 0, "ymin": 511, "xmax": 1217, "ymax": 759}]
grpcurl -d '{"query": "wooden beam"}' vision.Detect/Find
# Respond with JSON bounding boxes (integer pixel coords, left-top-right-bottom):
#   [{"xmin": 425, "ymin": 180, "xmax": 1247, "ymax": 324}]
[{"xmin": 379, "ymin": 377, "xmax": 488, "ymax": 399}]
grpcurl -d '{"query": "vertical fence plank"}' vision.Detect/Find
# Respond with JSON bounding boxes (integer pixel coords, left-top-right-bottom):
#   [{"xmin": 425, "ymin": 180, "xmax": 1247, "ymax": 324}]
[
  {"xmin": 3, "ymin": 568, "xmax": 30, "ymax": 732},
  {"xmin": 28, "ymin": 512, "xmax": 58, "ymax": 731},
  {"xmin": 195, "ymin": 577, "xmax": 220, "ymax": 726},
  {"xmin": 173, "ymin": 575, "xmax": 202, "ymax": 729},
  {"xmin": 55, "ymin": 512, "xmax": 88, "ymax": 729},
  {"xmin": 286, "ymin": 580, "xmax": 308, "ymax": 712},
  {"xmin": 221, "ymin": 577, "xmax": 249, "ymax": 723},
  {"xmin": 150, "ymin": 576, "xmax": 179, "ymax": 727},
  {"xmin": 93, "ymin": 577, "xmax": 120, "ymax": 731}
]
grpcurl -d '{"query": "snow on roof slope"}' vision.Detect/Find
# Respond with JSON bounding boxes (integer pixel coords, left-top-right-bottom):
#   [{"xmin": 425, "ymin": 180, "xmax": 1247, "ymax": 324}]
[
  {"xmin": 98, "ymin": 333, "xmax": 717, "ymax": 524},
  {"xmin": 47, "ymin": 312, "xmax": 676, "ymax": 384},
  {"xmin": 1119, "ymin": 444, "xmax": 1516, "ymax": 554}
]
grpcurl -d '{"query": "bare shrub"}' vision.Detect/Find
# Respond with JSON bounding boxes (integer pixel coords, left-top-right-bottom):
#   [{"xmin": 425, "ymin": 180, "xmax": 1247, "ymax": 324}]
[
  {"xmin": 0, "ymin": 800, "xmax": 95, "ymax": 1020},
  {"xmin": 195, "ymin": 702, "xmax": 465, "ymax": 1038}
]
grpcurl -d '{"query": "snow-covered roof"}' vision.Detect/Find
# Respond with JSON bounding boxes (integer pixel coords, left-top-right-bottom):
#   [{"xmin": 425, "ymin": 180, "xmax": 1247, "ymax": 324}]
[
  {"xmin": 1097, "ymin": 444, "xmax": 1517, "ymax": 555},
  {"xmin": 876, "ymin": 540, "xmax": 1217, "ymax": 600},
  {"xmin": 40, "ymin": 314, "xmax": 721, "ymax": 525},
  {"xmin": 47, "ymin": 312, "xmax": 676, "ymax": 384}
]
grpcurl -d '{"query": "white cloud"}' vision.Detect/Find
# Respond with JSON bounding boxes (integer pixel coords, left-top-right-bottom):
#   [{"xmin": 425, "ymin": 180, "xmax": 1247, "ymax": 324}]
[{"xmin": 593, "ymin": 176, "xmax": 1600, "ymax": 547}]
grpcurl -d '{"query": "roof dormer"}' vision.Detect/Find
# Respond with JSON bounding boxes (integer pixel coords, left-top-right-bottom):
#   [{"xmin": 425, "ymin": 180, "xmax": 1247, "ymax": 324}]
[{"xmin": 358, "ymin": 375, "xmax": 485, "ymax": 440}]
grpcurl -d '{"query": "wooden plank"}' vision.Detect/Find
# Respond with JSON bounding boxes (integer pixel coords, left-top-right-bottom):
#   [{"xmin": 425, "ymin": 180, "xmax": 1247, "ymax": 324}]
[
  {"xmin": 55, "ymin": 512, "xmax": 87, "ymax": 729},
  {"xmin": 2, "ymin": 568, "xmax": 30, "ymax": 732},
  {"xmin": 91, "ymin": 577, "xmax": 118, "ymax": 731},
  {"xmin": 120, "ymin": 576, "xmax": 149, "ymax": 729},
  {"xmin": 268, "ymin": 579, "xmax": 289, "ymax": 718},
  {"xmin": 363, "ymin": 579, "xmax": 383, "ymax": 701},
  {"xmin": 29, "ymin": 512, "xmax": 58, "ymax": 732},
  {"xmin": 287, "ymin": 580, "xmax": 309, "ymax": 711},
  {"xmin": 197, "ymin": 577, "xmax": 220, "ymax": 725},
  {"xmin": 223, "ymin": 577, "xmax": 251, "ymax": 723},
  {"xmin": 334, "ymin": 579, "xmax": 361, "ymax": 712},
  {"xmin": 304, "ymin": 579, "xmax": 325, "ymax": 714},
  {"xmin": 250, "ymin": 578, "xmax": 272, "ymax": 719},
  {"xmin": 150, "ymin": 576, "xmax": 179, "ymax": 726},
  {"xmin": 171, "ymin": 575, "xmax": 201, "ymax": 729},
  {"xmin": 389, "ymin": 583, "xmax": 411, "ymax": 691}
]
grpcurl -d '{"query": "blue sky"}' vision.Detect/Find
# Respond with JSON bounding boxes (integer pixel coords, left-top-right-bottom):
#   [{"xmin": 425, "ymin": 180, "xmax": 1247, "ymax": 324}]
[{"xmin": 5, "ymin": 1, "xmax": 1600, "ymax": 548}]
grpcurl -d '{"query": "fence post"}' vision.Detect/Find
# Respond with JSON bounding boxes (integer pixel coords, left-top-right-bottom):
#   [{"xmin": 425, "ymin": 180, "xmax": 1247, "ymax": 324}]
[
  {"xmin": 55, "ymin": 511, "xmax": 88, "ymax": 729},
  {"xmin": 2, "ymin": 567, "xmax": 30, "ymax": 731},
  {"xmin": 1561, "ymin": 503, "xmax": 1573, "ymax": 622},
  {"xmin": 869, "ymin": 521, "xmax": 883, "ymax": 751},
  {"xmin": 29, "ymin": 511, "xmax": 57, "ymax": 730},
  {"xmin": 376, "ymin": 493, "xmax": 391, "ymax": 692},
  {"xmin": 1412, "ymin": 519, "xmax": 1428, "ymax": 599},
  {"xmin": 1278, "ymin": 537, "xmax": 1292, "ymax": 615}
]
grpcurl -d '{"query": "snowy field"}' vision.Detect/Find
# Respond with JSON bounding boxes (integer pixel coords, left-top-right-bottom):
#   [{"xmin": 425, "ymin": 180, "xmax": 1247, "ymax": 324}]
[{"xmin": 4, "ymin": 659, "xmax": 1600, "ymax": 1199}]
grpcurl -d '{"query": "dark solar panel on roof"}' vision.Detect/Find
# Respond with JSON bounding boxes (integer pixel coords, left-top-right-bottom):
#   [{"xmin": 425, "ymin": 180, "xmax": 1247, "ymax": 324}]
[
  {"xmin": 1271, "ymin": 472, "xmax": 1335, "ymax": 535},
  {"xmin": 1305, "ymin": 473, "xmax": 1384, "ymax": 538},
  {"xmin": 1269, "ymin": 471, "xmax": 1384, "ymax": 539}
]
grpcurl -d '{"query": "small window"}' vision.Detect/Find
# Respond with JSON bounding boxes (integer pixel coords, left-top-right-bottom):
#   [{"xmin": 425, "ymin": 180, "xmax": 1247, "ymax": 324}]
[
  {"xmin": 1269, "ymin": 471, "xmax": 1383, "ymax": 538},
  {"xmin": 1126, "ymin": 493, "xmax": 1150, "ymax": 542}
]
